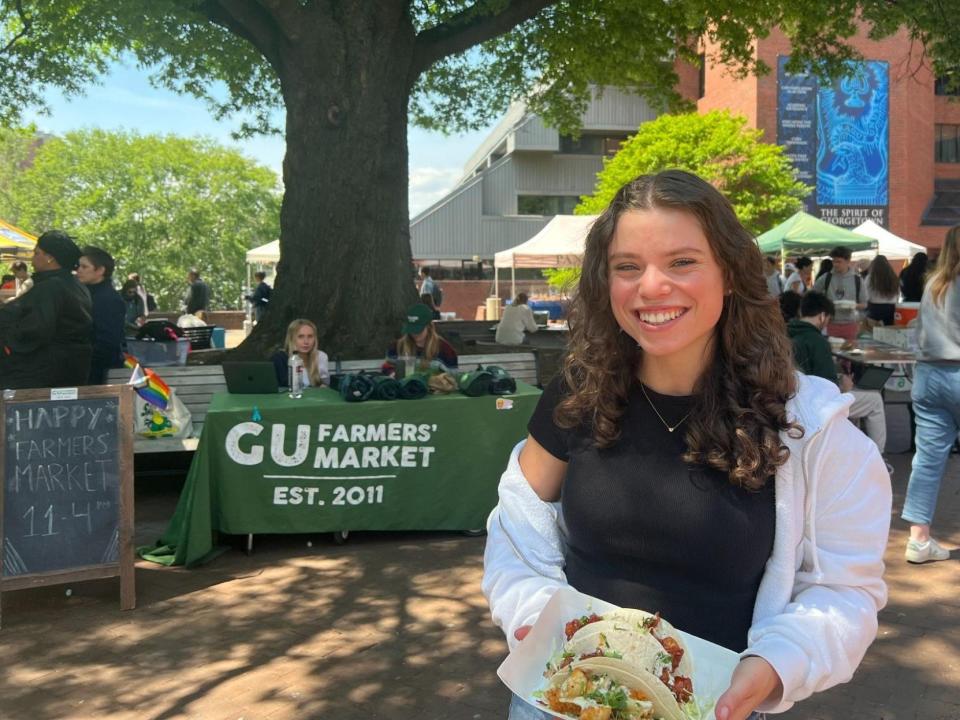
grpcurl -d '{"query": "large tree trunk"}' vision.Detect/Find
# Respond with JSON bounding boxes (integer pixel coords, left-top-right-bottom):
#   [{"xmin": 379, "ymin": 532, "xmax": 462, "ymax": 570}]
[{"xmin": 236, "ymin": 6, "xmax": 419, "ymax": 360}]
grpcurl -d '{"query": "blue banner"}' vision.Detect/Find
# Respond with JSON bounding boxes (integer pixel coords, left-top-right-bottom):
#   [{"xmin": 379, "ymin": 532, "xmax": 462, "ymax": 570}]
[{"xmin": 778, "ymin": 57, "xmax": 889, "ymax": 228}]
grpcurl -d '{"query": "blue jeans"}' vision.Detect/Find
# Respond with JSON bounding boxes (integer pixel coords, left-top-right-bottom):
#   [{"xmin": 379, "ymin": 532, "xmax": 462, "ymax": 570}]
[
  {"xmin": 902, "ymin": 363, "xmax": 960, "ymax": 526},
  {"xmin": 507, "ymin": 692, "xmax": 766, "ymax": 719}
]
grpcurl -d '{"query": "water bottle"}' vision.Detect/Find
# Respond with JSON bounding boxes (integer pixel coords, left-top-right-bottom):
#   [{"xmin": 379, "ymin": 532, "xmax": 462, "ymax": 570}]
[{"xmin": 288, "ymin": 354, "xmax": 304, "ymax": 399}]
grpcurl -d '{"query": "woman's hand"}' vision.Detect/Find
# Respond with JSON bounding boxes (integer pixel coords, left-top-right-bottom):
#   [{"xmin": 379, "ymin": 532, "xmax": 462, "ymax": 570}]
[
  {"xmin": 514, "ymin": 625, "xmax": 532, "ymax": 642},
  {"xmin": 714, "ymin": 656, "xmax": 782, "ymax": 720}
]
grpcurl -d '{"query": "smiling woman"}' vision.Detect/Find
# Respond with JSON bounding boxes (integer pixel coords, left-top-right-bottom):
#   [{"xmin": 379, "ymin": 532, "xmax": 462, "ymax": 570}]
[{"xmin": 483, "ymin": 170, "xmax": 892, "ymax": 720}]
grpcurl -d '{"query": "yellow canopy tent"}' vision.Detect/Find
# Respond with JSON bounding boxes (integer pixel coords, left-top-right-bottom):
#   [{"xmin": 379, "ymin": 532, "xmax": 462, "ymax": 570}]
[{"xmin": 0, "ymin": 219, "xmax": 36, "ymax": 259}]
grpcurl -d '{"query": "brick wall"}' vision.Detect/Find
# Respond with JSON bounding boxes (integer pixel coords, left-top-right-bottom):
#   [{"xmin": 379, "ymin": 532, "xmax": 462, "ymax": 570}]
[
  {"xmin": 695, "ymin": 22, "xmax": 957, "ymax": 252},
  {"xmin": 437, "ymin": 280, "xmax": 551, "ymax": 320}
]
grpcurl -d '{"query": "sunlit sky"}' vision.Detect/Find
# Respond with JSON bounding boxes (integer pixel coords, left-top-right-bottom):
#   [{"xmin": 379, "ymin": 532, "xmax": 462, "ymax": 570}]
[{"xmin": 23, "ymin": 62, "xmax": 494, "ymax": 217}]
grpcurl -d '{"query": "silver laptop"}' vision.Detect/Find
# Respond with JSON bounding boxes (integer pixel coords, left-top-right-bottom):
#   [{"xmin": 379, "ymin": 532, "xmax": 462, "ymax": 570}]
[{"xmin": 223, "ymin": 361, "xmax": 281, "ymax": 394}]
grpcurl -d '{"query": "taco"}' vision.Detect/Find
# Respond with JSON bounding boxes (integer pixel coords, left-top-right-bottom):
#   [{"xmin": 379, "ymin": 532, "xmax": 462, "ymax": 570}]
[
  {"xmin": 550, "ymin": 610, "xmax": 695, "ymax": 711},
  {"xmin": 539, "ymin": 660, "xmax": 682, "ymax": 720}
]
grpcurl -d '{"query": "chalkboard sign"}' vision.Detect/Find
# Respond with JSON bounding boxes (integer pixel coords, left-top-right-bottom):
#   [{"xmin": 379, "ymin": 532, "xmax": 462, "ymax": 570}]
[{"xmin": 0, "ymin": 385, "xmax": 134, "ymax": 624}]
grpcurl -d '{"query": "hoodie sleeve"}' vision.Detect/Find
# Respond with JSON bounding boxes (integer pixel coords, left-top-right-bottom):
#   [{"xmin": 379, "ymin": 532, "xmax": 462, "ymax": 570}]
[
  {"xmin": 746, "ymin": 413, "xmax": 891, "ymax": 713},
  {"xmin": 482, "ymin": 440, "xmax": 570, "ymax": 650}
]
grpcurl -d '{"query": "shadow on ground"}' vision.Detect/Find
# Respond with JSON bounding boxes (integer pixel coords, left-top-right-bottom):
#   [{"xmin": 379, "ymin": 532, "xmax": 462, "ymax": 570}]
[{"xmin": 2, "ymin": 405, "xmax": 959, "ymax": 719}]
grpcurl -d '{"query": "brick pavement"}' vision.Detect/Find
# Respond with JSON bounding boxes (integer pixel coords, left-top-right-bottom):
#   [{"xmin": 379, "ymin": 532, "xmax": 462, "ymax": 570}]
[{"xmin": 1, "ymin": 405, "xmax": 959, "ymax": 720}]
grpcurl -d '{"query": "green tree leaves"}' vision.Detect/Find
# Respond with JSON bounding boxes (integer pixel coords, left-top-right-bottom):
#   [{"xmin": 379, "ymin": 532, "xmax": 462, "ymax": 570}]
[
  {"xmin": 577, "ymin": 110, "xmax": 810, "ymax": 235},
  {"xmin": 1, "ymin": 128, "xmax": 280, "ymax": 310}
]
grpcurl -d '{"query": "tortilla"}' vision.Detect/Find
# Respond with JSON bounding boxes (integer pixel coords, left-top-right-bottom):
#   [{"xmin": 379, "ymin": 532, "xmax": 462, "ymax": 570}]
[
  {"xmin": 542, "ymin": 660, "xmax": 682, "ymax": 720},
  {"xmin": 601, "ymin": 609, "xmax": 695, "ymax": 677},
  {"xmin": 553, "ymin": 610, "xmax": 696, "ymax": 715}
]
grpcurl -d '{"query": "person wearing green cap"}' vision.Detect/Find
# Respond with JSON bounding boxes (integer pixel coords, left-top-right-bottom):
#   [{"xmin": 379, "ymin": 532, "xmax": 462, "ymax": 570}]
[
  {"xmin": 384, "ymin": 302, "xmax": 458, "ymax": 375},
  {"xmin": 0, "ymin": 229, "xmax": 93, "ymax": 388}
]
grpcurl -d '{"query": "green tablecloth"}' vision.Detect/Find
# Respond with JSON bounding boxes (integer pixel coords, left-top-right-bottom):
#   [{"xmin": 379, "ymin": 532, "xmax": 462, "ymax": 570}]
[{"xmin": 142, "ymin": 383, "xmax": 541, "ymax": 566}]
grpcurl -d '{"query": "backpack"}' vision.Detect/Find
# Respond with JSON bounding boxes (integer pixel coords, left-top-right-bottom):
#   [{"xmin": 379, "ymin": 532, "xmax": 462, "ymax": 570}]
[
  {"xmin": 431, "ymin": 282, "xmax": 443, "ymax": 307},
  {"xmin": 824, "ymin": 271, "xmax": 861, "ymax": 299}
]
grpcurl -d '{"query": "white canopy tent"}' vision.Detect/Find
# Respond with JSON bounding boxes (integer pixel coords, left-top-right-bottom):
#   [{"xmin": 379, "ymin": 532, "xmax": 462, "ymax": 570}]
[
  {"xmin": 851, "ymin": 220, "xmax": 926, "ymax": 261},
  {"xmin": 493, "ymin": 215, "xmax": 597, "ymax": 298},
  {"xmin": 246, "ymin": 239, "xmax": 280, "ymax": 264}
]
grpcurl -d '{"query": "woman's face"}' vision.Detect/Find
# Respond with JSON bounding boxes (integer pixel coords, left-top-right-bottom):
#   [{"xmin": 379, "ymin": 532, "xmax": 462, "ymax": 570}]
[
  {"xmin": 294, "ymin": 325, "xmax": 316, "ymax": 355},
  {"xmin": 412, "ymin": 327, "xmax": 429, "ymax": 346},
  {"xmin": 607, "ymin": 208, "xmax": 726, "ymax": 370},
  {"xmin": 76, "ymin": 257, "xmax": 104, "ymax": 285}
]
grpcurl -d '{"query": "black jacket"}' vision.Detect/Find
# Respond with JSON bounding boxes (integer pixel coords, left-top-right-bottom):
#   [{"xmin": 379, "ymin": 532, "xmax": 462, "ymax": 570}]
[
  {"xmin": 0, "ymin": 269, "xmax": 93, "ymax": 388},
  {"xmin": 246, "ymin": 281, "xmax": 271, "ymax": 308},
  {"xmin": 185, "ymin": 279, "xmax": 210, "ymax": 314},
  {"xmin": 87, "ymin": 280, "xmax": 127, "ymax": 383}
]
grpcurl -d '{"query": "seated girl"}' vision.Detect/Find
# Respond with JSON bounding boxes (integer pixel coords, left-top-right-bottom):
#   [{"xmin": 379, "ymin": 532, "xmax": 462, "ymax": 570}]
[
  {"xmin": 271, "ymin": 318, "xmax": 330, "ymax": 388},
  {"xmin": 385, "ymin": 303, "xmax": 458, "ymax": 373}
]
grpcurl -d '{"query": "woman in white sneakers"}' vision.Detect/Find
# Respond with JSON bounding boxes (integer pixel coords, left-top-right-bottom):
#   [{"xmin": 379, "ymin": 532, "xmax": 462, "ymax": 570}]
[{"xmin": 902, "ymin": 225, "xmax": 960, "ymax": 563}]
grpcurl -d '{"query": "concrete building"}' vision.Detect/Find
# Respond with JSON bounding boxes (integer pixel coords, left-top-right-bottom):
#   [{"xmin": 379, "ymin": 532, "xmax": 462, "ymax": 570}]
[
  {"xmin": 409, "ymin": 87, "xmax": 659, "ymax": 263},
  {"xmin": 684, "ymin": 24, "xmax": 960, "ymax": 249}
]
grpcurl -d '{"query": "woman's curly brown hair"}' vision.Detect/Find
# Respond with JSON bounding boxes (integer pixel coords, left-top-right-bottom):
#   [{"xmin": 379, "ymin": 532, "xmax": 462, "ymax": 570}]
[{"xmin": 556, "ymin": 170, "xmax": 802, "ymax": 490}]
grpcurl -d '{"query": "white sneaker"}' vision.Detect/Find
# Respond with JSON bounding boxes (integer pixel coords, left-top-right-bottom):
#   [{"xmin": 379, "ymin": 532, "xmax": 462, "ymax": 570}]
[{"xmin": 905, "ymin": 538, "xmax": 951, "ymax": 564}]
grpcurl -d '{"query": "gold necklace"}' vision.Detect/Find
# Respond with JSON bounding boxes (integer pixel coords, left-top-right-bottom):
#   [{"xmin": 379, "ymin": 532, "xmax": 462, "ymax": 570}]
[{"xmin": 639, "ymin": 382, "xmax": 691, "ymax": 433}]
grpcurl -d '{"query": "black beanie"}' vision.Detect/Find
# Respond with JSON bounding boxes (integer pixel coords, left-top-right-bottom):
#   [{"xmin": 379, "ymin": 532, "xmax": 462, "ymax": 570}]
[{"xmin": 37, "ymin": 230, "xmax": 82, "ymax": 270}]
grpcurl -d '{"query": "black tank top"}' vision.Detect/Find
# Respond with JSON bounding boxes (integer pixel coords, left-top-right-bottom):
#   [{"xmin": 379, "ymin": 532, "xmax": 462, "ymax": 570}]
[{"xmin": 528, "ymin": 377, "xmax": 776, "ymax": 651}]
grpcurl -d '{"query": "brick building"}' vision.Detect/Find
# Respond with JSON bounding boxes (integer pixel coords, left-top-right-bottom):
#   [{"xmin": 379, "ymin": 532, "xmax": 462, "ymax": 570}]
[{"xmin": 680, "ymin": 24, "xmax": 960, "ymax": 250}]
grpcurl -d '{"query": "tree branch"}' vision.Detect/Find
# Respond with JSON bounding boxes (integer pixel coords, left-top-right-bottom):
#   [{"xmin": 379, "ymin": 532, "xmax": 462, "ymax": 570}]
[
  {"xmin": 412, "ymin": 0, "xmax": 554, "ymax": 76},
  {"xmin": 0, "ymin": 0, "xmax": 33, "ymax": 57},
  {"xmin": 199, "ymin": 0, "xmax": 288, "ymax": 70}
]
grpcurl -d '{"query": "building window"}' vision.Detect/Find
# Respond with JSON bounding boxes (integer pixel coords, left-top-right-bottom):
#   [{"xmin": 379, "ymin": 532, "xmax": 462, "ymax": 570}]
[
  {"xmin": 936, "ymin": 124, "xmax": 960, "ymax": 163},
  {"xmin": 517, "ymin": 195, "xmax": 581, "ymax": 215},
  {"xmin": 935, "ymin": 75, "xmax": 960, "ymax": 96},
  {"xmin": 559, "ymin": 133, "xmax": 630, "ymax": 156}
]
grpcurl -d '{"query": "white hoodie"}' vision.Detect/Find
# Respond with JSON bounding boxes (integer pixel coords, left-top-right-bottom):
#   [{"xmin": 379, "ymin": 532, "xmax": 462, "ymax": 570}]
[{"xmin": 482, "ymin": 373, "xmax": 891, "ymax": 714}]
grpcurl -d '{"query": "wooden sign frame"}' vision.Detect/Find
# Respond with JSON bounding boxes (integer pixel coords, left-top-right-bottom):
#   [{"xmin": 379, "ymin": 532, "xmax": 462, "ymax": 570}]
[{"xmin": 0, "ymin": 384, "xmax": 135, "ymax": 627}]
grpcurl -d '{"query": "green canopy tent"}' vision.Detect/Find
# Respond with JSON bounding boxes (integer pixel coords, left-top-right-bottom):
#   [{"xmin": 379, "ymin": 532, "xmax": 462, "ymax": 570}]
[{"xmin": 756, "ymin": 211, "xmax": 876, "ymax": 254}]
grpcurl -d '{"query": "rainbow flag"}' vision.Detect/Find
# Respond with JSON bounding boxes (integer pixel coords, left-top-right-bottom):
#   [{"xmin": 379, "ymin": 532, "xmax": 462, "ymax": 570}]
[{"xmin": 123, "ymin": 353, "xmax": 171, "ymax": 410}]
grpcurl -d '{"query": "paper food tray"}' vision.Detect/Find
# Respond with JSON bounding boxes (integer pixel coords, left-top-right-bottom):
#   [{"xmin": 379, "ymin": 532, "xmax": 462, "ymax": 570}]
[{"xmin": 497, "ymin": 586, "xmax": 739, "ymax": 720}]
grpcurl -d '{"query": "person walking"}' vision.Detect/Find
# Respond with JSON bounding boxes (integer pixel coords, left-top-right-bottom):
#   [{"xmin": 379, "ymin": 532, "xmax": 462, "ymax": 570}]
[
  {"xmin": 901, "ymin": 226, "xmax": 960, "ymax": 563},
  {"xmin": 77, "ymin": 246, "xmax": 126, "ymax": 384},
  {"xmin": 899, "ymin": 251, "xmax": 928, "ymax": 302},
  {"xmin": 183, "ymin": 268, "xmax": 210, "ymax": 317},
  {"xmin": 483, "ymin": 170, "xmax": 890, "ymax": 720},
  {"xmin": 864, "ymin": 254, "xmax": 900, "ymax": 326},
  {"xmin": 246, "ymin": 270, "xmax": 272, "ymax": 323}
]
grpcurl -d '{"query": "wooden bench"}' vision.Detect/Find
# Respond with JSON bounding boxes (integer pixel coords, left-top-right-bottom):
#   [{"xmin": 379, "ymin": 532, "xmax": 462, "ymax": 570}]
[
  {"xmin": 108, "ymin": 351, "xmax": 538, "ymax": 455},
  {"xmin": 106, "ymin": 365, "xmax": 227, "ymax": 454}
]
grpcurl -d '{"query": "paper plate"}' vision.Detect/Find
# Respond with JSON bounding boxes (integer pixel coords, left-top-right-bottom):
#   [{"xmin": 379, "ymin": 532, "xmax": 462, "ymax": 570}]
[{"xmin": 497, "ymin": 586, "xmax": 739, "ymax": 720}]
